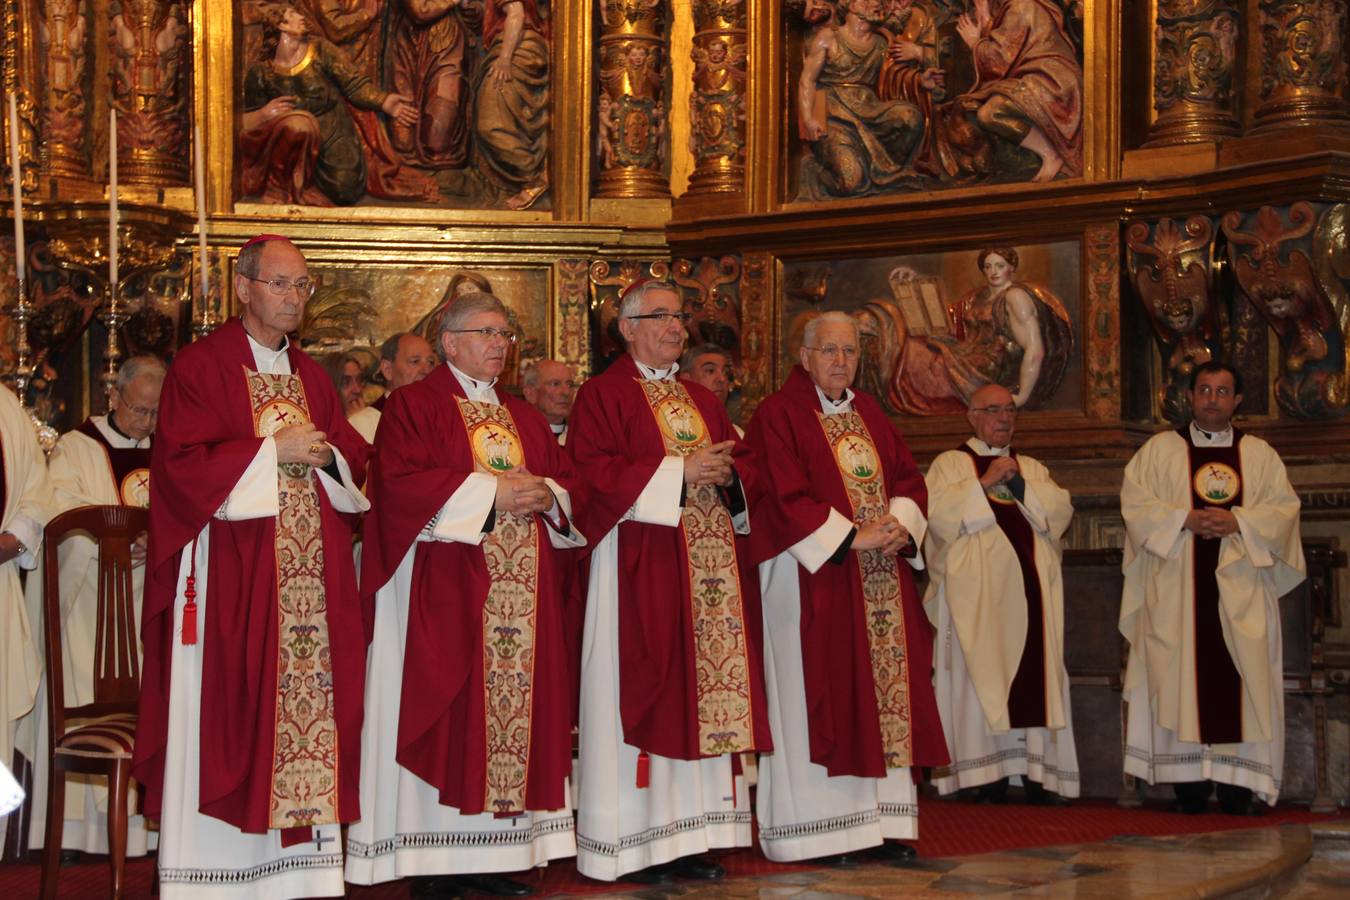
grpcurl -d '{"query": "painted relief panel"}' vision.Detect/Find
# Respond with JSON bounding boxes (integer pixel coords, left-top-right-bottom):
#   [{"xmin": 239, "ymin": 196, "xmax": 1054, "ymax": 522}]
[
  {"xmin": 786, "ymin": 0, "xmax": 1085, "ymax": 202},
  {"xmin": 284, "ymin": 263, "xmax": 551, "ymax": 389},
  {"xmin": 236, "ymin": 1, "xmax": 551, "ymax": 210},
  {"xmin": 781, "ymin": 241, "xmax": 1081, "ymax": 415}
]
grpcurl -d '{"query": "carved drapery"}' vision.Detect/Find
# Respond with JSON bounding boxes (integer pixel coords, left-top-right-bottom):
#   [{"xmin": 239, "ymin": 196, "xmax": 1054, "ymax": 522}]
[
  {"xmin": 109, "ymin": 0, "xmax": 190, "ymax": 185},
  {"xmin": 40, "ymin": 0, "xmax": 91, "ymax": 177},
  {"xmin": 1252, "ymin": 0, "xmax": 1350, "ymax": 132},
  {"xmin": 595, "ymin": 0, "xmax": 670, "ymax": 198},
  {"xmin": 685, "ymin": 0, "xmax": 745, "ymax": 195},
  {"xmin": 1125, "ymin": 215, "xmax": 1221, "ymax": 424},
  {"xmin": 1144, "ymin": 0, "xmax": 1242, "ymax": 146}
]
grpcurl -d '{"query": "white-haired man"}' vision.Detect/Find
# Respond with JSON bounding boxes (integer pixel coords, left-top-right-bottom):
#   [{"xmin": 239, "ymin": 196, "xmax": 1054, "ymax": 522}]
[
  {"xmin": 522, "ymin": 359, "xmax": 577, "ymax": 445},
  {"xmin": 747, "ymin": 310, "xmax": 944, "ymax": 864},
  {"xmin": 567, "ymin": 280, "xmax": 772, "ymax": 884}
]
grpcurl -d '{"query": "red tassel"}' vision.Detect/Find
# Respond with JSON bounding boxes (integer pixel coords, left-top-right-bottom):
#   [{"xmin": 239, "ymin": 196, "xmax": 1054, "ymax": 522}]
[
  {"xmin": 635, "ymin": 751, "xmax": 650, "ymax": 789},
  {"xmin": 181, "ymin": 539, "xmax": 199, "ymax": 645}
]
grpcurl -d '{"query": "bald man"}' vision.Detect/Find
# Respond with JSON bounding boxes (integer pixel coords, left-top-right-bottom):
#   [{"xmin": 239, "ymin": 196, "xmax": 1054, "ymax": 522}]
[
  {"xmin": 350, "ymin": 332, "xmax": 438, "ymax": 443},
  {"xmin": 522, "ymin": 359, "xmax": 577, "ymax": 445},
  {"xmin": 923, "ymin": 384, "xmax": 1079, "ymax": 805}
]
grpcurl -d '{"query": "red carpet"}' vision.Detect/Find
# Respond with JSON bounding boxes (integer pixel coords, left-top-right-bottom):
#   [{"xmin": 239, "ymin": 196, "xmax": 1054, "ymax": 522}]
[{"xmin": 3, "ymin": 798, "xmax": 1340, "ymax": 898}]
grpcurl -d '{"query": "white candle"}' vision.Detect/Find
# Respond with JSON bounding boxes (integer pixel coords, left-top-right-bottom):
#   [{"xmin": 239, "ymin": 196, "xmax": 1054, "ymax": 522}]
[
  {"xmin": 8, "ymin": 93, "xmax": 24, "ymax": 290},
  {"xmin": 108, "ymin": 107, "xmax": 118, "ymax": 289},
  {"xmin": 193, "ymin": 125, "xmax": 209, "ymax": 307}
]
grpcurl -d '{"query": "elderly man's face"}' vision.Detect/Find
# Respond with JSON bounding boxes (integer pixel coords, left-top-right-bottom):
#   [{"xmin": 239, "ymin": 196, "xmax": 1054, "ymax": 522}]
[
  {"xmin": 682, "ymin": 351, "xmax": 733, "ymax": 404},
  {"xmin": 524, "ymin": 360, "xmax": 576, "ymax": 424},
  {"xmin": 442, "ymin": 310, "xmax": 512, "ymax": 382},
  {"xmin": 382, "ymin": 334, "xmax": 437, "ymax": 391},
  {"xmin": 236, "ymin": 240, "xmax": 310, "ymax": 347},
  {"xmin": 800, "ymin": 318, "xmax": 859, "ymax": 397},
  {"xmin": 618, "ymin": 288, "xmax": 687, "ymax": 369},
  {"xmin": 110, "ymin": 374, "xmax": 162, "ymax": 441},
  {"xmin": 967, "ymin": 384, "xmax": 1017, "ymax": 448}
]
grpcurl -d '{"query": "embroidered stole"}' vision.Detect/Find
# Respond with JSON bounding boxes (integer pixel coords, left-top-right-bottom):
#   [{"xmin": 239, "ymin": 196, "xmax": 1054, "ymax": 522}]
[
  {"xmin": 456, "ymin": 397, "xmax": 540, "ymax": 815},
  {"xmin": 638, "ymin": 378, "xmax": 756, "ymax": 756},
  {"xmin": 245, "ymin": 369, "xmax": 340, "ymax": 831},
  {"xmin": 77, "ymin": 419, "xmax": 151, "ymax": 507},
  {"xmin": 816, "ymin": 410, "xmax": 913, "ymax": 768},
  {"xmin": 1181, "ymin": 428, "xmax": 1246, "ymax": 744}
]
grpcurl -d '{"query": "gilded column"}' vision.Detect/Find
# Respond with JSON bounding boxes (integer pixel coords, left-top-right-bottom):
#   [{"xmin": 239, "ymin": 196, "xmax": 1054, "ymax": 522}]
[
  {"xmin": 40, "ymin": 0, "xmax": 92, "ymax": 177},
  {"xmin": 685, "ymin": 0, "xmax": 746, "ymax": 195},
  {"xmin": 1251, "ymin": 0, "xmax": 1350, "ymax": 132},
  {"xmin": 594, "ymin": 0, "xmax": 670, "ymax": 198},
  {"xmin": 109, "ymin": 0, "xmax": 191, "ymax": 185},
  {"xmin": 1144, "ymin": 0, "xmax": 1242, "ymax": 146},
  {"xmin": 5, "ymin": 0, "xmax": 41, "ymax": 194}
]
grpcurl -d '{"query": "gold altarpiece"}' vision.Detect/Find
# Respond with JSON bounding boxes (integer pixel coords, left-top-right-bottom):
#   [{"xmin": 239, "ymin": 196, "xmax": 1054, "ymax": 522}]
[{"xmin": 2, "ymin": 0, "xmax": 1350, "ymax": 807}]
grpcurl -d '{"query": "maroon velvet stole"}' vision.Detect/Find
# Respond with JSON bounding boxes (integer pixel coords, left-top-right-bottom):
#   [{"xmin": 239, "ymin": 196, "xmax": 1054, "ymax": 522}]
[
  {"xmin": 76, "ymin": 419, "xmax": 152, "ymax": 507},
  {"xmin": 1181, "ymin": 428, "xmax": 1246, "ymax": 744},
  {"xmin": 957, "ymin": 445, "xmax": 1046, "ymax": 728}
]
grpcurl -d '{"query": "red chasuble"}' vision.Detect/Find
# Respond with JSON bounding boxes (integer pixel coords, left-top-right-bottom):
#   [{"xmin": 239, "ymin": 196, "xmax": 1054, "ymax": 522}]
[
  {"xmin": 360, "ymin": 365, "xmax": 575, "ymax": 814},
  {"xmin": 748, "ymin": 366, "xmax": 947, "ymax": 778},
  {"xmin": 132, "ymin": 317, "xmax": 370, "ymax": 830},
  {"xmin": 1181, "ymin": 427, "xmax": 1246, "ymax": 745},
  {"xmin": 76, "ymin": 418, "xmax": 152, "ymax": 506},
  {"xmin": 567, "ymin": 354, "xmax": 772, "ymax": 761}
]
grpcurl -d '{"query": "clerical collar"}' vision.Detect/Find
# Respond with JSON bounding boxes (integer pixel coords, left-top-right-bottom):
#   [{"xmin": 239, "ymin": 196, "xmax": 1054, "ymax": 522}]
[
  {"xmin": 634, "ymin": 359, "xmax": 678, "ymax": 381},
  {"xmin": 244, "ymin": 328, "xmax": 290, "ymax": 372},
  {"xmin": 814, "ymin": 384, "xmax": 854, "ymax": 414},
  {"xmin": 1189, "ymin": 421, "xmax": 1234, "ymax": 446},
  {"xmin": 550, "ymin": 421, "xmax": 566, "ymax": 435},
  {"xmin": 966, "ymin": 437, "xmax": 1010, "ymax": 457},
  {"xmin": 448, "ymin": 362, "xmax": 498, "ymax": 402},
  {"xmin": 100, "ymin": 413, "xmax": 149, "ymax": 448}
]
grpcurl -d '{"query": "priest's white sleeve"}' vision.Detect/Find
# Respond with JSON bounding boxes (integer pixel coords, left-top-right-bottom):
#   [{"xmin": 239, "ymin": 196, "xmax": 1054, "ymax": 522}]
[
  {"xmin": 890, "ymin": 496, "xmax": 927, "ymax": 570},
  {"xmin": 1019, "ymin": 484, "xmax": 1050, "ymax": 534},
  {"xmin": 542, "ymin": 476, "xmax": 586, "ymax": 550},
  {"xmin": 787, "ymin": 507, "xmax": 854, "ymax": 575},
  {"xmin": 315, "ymin": 445, "xmax": 371, "ymax": 514},
  {"xmin": 215, "ymin": 438, "xmax": 280, "ymax": 521},
  {"xmin": 426, "ymin": 473, "xmax": 497, "ymax": 545},
  {"xmin": 625, "ymin": 455, "xmax": 683, "ymax": 527}
]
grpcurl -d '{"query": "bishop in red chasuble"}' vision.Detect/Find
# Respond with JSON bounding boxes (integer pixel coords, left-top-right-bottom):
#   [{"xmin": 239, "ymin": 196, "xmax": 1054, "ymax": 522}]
[
  {"xmin": 346, "ymin": 292, "xmax": 581, "ymax": 896},
  {"xmin": 569, "ymin": 282, "xmax": 771, "ymax": 884},
  {"xmin": 747, "ymin": 312, "xmax": 946, "ymax": 864},
  {"xmin": 133, "ymin": 237, "xmax": 370, "ymax": 900}
]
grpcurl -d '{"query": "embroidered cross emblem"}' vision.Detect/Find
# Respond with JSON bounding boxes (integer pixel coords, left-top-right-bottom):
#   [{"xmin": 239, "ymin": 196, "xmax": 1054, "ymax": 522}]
[
  {"xmin": 313, "ymin": 831, "xmax": 332, "ymax": 851},
  {"xmin": 134, "ymin": 473, "xmax": 149, "ymax": 491}
]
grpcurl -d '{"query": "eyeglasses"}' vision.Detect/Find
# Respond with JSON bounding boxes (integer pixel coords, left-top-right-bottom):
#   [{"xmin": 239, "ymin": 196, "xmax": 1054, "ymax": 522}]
[
  {"xmin": 803, "ymin": 345, "xmax": 859, "ymax": 360},
  {"xmin": 118, "ymin": 392, "xmax": 158, "ymax": 420},
  {"xmin": 626, "ymin": 311, "xmax": 693, "ymax": 323},
  {"xmin": 971, "ymin": 404, "xmax": 1018, "ymax": 416},
  {"xmin": 241, "ymin": 274, "xmax": 317, "ymax": 297},
  {"xmin": 448, "ymin": 327, "xmax": 518, "ymax": 343}
]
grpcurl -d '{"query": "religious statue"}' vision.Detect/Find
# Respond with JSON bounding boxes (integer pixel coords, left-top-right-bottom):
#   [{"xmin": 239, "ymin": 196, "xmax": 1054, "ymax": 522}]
[
  {"xmin": 474, "ymin": 0, "xmax": 552, "ymax": 210},
  {"xmin": 389, "ymin": 0, "xmax": 474, "ymax": 168},
  {"xmin": 238, "ymin": 3, "xmax": 436, "ymax": 206},
  {"xmin": 40, "ymin": 0, "xmax": 89, "ymax": 152}
]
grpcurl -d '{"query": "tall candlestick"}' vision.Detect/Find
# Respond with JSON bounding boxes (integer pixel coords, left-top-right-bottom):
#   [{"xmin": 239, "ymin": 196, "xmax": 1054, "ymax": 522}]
[
  {"xmin": 108, "ymin": 107, "xmax": 118, "ymax": 289},
  {"xmin": 193, "ymin": 125, "xmax": 209, "ymax": 308},
  {"xmin": 8, "ymin": 93, "xmax": 24, "ymax": 290}
]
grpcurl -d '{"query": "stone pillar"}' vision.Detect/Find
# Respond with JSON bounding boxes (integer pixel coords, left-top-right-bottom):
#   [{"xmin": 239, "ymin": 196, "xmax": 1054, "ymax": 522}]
[
  {"xmin": 109, "ymin": 0, "xmax": 191, "ymax": 185},
  {"xmin": 1251, "ymin": 0, "xmax": 1350, "ymax": 132},
  {"xmin": 594, "ymin": 0, "xmax": 670, "ymax": 198},
  {"xmin": 39, "ymin": 0, "xmax": 92, "ymax": 177},
  {"xmin": 685, "ymin": 0, "xmax": 746, "ymax": 195},
  {"xmin": 1144, "ymin": 0, "xmax": 1243, "ymax": 146}
]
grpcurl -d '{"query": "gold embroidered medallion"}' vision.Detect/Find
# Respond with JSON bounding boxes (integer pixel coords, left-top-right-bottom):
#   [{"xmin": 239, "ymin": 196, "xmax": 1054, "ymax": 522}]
[{"xmin": 120, "ymin": 469, "xmax": 151, "ymax": 507}]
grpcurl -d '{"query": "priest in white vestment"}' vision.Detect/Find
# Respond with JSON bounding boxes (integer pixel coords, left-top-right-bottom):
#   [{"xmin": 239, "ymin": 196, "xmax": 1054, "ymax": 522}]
[
  {"xmin": 0, "ymin": 384, "xmax": 54, "ymax": 857},
  {"xmin": 19, "ymin": 356, "xmax": 163, "ymax": 858},
  {"xmin": 1121, "ymin": 362, "xmax": 1304, "ymax": 814},
  {"xmin": 348, "ymin": 332, "xmax": 437, "ymax": 444},
  {"xmin": 924, "ymin": 384, "xmax": 1079, "ymax": 803}
]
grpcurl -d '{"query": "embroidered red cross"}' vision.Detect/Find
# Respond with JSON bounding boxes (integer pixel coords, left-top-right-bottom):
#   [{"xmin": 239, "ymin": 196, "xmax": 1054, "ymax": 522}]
[{"xmin": 134, "ymin": 473, "xmax": 149, "ymax": 491}]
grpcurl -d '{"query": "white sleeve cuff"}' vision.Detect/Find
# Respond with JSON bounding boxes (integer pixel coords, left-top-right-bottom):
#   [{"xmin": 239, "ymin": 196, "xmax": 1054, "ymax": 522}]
[
  {"xmin": 1143, "ymin": 508, "xmax": 1189, "ymax": 559},
  {"xmin": 628, "ymin": 456, "xmax": 684, "ymax": 528},
  {"xmin": 890, "ymin": 496, "xmax": 927, "ymax": 570},
  {"xmin": 727, "ymin": 476, "xmax": 750, "ymax": 535},
  {"xmin": 8, "ymin": 513, "xmax": 42, "ymax": 570},
  {"xmin": 1019, "ymin": 482, "xmax": 1050, "ymax": 534},
  {"xmin": 315, "ymin": 445, "xmax": 371, "ymax": 514},
  {"xmin": 1232, "ymin": 508, "xmax": 1274, "ymax": 568},
  {"xmin": 958, "ymin": 480, "xmax": 996, "ymax": 535},
  {"xmin": 215, "ymin": 438, "xmax": 280, "ymax": 521},
  {"xmin": 788, "ymin": 506, "xmax": 855, "ymax": 575},
  {"xmin": 428, "ymin": 472, "xmax": 497, "ymax": 545}
]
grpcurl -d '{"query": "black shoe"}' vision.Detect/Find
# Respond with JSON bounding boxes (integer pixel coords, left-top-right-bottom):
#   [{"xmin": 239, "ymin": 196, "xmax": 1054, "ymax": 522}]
[
  {"xmin": 1172, "ymin": 780, "xmax": 1213, "ymax": 814},
  {"xmin": 974, "ymin": 778, "xmax": 1010, "ymax": 804},
  {"xmin": 870, "ymin": 841, "xmax": 918, "ymax": 864},
  {"xmin": 59, "ymin": 849, "xmax": 82, "ymax": 867},
  {"xmin": 618, "ymin": 867, "xmax": 674, "ymax": 885},
  {"xmin": 1217, "ymin": 784, "xmax": 1258, "ymax": 817},
  {"xmin": 665, "ymin": 855, "xmax": 725, "ymax": 880},
  {"xmin": 820, "ymin": 852, "xmax": 862, "ymax": 867},
  {"xmin": 452, "ymin": 873, "xmax": 535, "ymax": 896},
  {"xmin": 410, "ymin": 876, "xmax": 465, "ymax": 899},
  {"xmin": 1023, "ymin": 780, "xmax": 1070, "ymax": 806}
]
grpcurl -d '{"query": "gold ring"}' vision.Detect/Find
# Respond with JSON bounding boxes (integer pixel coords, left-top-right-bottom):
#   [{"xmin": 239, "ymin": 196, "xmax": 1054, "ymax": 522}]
[{"xmin": 309, "ymin": 441, "xmax": 324, "ymax": 455}]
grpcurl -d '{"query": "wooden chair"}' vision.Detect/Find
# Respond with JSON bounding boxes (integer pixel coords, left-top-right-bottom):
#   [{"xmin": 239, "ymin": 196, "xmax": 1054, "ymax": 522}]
[{"xmin": 39, "ymin": 504, "xmax": 148, "ymax": 900}]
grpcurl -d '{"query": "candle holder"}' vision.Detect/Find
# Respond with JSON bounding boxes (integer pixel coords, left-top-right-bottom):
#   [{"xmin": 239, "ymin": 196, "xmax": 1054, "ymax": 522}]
[{"xmin": 7, "ymin": 276, "xmax": 34, "ymax": 404}]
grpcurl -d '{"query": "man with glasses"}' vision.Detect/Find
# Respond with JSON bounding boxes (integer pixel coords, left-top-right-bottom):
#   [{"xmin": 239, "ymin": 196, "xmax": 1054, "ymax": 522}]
[
  {"xmin": 20, "ymin": 356, "xmax": 165, "ymax": 862},
  {"xmin": 1120, "ymin": 361, "xmax": 1304, "ymax": 815},
  {"xmin": 923, "ymin": 383, "xmax": 1079, "ymax": 806},
  {"xmin": 350, "ymin": 292, "xmax": 582, "ymax": 897},
  {"xmin": 568, "ymin": 280, "xmax": 771, "ymax": 884},
  {"xmin": 349, "ymin": 332, "xmax": 438, "ymax": 443},
  {"xmin": 747, "ymin": 311, "xmax": 943, "ymax": 865},
  {"xmin": 133, "ymin": 234, "xmax": 371, "ymax": 900}
]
